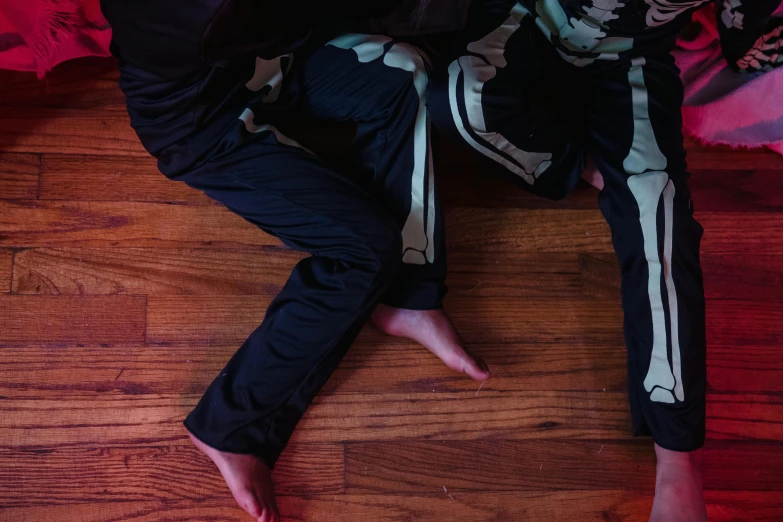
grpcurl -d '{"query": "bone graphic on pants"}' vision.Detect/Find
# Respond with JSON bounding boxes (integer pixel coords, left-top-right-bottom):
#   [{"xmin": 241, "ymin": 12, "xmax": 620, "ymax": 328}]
[
  {"xmin": 625, "ymin": 57, "xmax": 683, "ymax": 404},
  {"xmin": 531, "ymin": 0, "xmax": 633, "ymax": 66},
  {"xmin": 329, "ymin": 34, "xmax": 435, "ymax": 265},
  {"xmin": 447, "ymin": 4, "xmax": 552, "ymax": 185},
  {"xmin": 246, "ymin": 54, "xmax": 294, "ymax": 102}
]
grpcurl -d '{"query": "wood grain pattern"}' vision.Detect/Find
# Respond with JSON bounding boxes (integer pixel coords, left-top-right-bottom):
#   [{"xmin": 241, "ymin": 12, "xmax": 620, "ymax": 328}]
[
  {"xmin": 2, "ymin": 388, "xmax": 776, "ymax": 450},
  {"xmin": 0, "ymin": 342, "xmax": 627, "ymax": 397},
  {"xmin": 344, "ymin": 440, "xmax": 783, "ymax": 492},
  {"xmin": 0, "ymin": 443, "xmax": 343, "ymax": 506},
  {"xmin": 3, "ymin": 202, "xmax": 782, "ymax": 256},
  {"xmin": 1, "ymin": 491, "xmax": 781, "ymax": 522},
  {"xmin": 0, "ymin": 200, "xmax": 275, "ymax": 248},
  {"xmin": 145, "ymin": 295, "xmax": 626, "ymax": 346},
  {"xmin": 12, "ymin": 248, "xmax": 584, "ymax": 298},
  {"xmin": 145, "ymin": 294, "xmax": 783, "ymax": 348},
  {"xmin": 690, "ymin": 170, "xmax": 783, "ymax": 212},
  {"xmin": 581, "ymin": 253, "xmax": 783, "ymax": 301},
  {"xmin": 1, "ymin": 338, "xmax": 779, "ymax": 403},
  {"xmin": 2, "ymin": 59, "xmax": 783, "ymax": 522},
  {"xmin": 0, "ymin": 295, "xmax": 145, "ymax": 344},
  {"xmin": 447, "ymin": 209, "xmax": 783, "ymax": 255},
  {"xmin": 0, "ymin": 109, "xmax": 147, "ymax": 156},
  {"xmin": 12, "ymin": 247, "xmax": 304, "ymax": 296},
  {"xmin": 0, "ymin": 153, "xmax": 39, "ymax": 199},
  {"xmin": 0, "ymin": 390, "xmax": 633, "ymax": 447},
  {"xmin": 0, "ymin": 249, "xmax": 12, "ymax": 293},
  {"xmin": 38, "ymin": 155, "xmax": 213, "ymax": 204}
]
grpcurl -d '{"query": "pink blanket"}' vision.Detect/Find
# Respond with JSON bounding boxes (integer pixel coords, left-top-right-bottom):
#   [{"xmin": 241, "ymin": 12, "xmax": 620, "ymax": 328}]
[
  {"xmin": 0, "ymin": 0, "xmax": 111, "ymax": 78},
  {"xmin": 674, "ymin": 5, "xmax": 783, "ymax": 155}
]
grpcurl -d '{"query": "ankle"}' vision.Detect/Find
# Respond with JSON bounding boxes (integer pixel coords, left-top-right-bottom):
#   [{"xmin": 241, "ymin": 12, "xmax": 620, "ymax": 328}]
[{"xmin": 655, "ymin": 444, "xmax": 702, "ymax": 467}]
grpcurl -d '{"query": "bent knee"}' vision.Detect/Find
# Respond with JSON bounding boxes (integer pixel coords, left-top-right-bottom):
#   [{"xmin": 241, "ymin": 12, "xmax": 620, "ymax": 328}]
[{"xmin": 382, "ymin": 43, "xmax": 429, "ymax": 97}]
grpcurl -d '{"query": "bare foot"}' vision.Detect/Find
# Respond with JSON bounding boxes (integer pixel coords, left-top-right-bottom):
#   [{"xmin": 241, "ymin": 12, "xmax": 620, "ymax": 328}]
[
  {"xmin": 650, "ymin": 444, "xmax": 707, "ymax": 522},
  {"xmin": 189, "ymin": 431, "xmax": 279, "ymax": 522},
  {"xmin": 371, "ymin": 304, "xmax": 490, "ymax": 381}
]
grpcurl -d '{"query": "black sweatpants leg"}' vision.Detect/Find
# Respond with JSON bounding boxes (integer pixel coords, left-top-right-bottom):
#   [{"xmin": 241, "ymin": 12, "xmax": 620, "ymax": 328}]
[
  {"xmin": 588, "ymin": 55, "xmax": 706, "ymax": 451},
  {"xmin": 428, "ymin": 1, "xmax": 706, "ymax": 451},
  {"xmin": 299, "ymin": 35, "xmax": 445, "ymax": 308},
  {"xmin": 182, "ymin": 36, "xmax": 443, "ymax": 467}
]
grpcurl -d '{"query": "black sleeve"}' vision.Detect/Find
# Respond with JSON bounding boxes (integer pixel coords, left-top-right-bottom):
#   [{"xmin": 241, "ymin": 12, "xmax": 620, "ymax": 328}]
[{"xmin": 717, "ymin": 0, "xmax": 783, "ymax": 71}]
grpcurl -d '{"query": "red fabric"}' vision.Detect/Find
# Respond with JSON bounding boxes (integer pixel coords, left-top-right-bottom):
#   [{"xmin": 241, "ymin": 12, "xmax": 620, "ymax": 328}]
[{"xmin": 0, "ymin": 0, "xmax": 111, "ymax": 77}]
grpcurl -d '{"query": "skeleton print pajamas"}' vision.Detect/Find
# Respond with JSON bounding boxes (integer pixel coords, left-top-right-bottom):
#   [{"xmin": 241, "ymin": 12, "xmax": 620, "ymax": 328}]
[
  {"xmin": 103, "ymin": 0, "xmax": 444, "ymax": 467},
  {"xmin": 429, "ymin": 0, "xmax": 780, "ymax": 451},
  {"xmin": 429, "ymin": 0, "xmax": 728, "ymax": 451}
]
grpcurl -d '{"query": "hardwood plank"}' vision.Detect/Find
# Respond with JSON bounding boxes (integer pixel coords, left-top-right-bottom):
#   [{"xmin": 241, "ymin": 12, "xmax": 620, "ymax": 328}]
[
  {"xmin": 707, "ymin": 345, "xmax": 783, "ymax": 394},
  {"xmin": 445, "ymin": 208, "xmax": 612, "ymax": 253},
  {"xmin": 699, "ymin": 213, "xmax": 783, "ymax": 255},
  {"xmin": 38, "ymin": 155, "xmax": 213, "ymax": 204},
  {"xmin": 581, "ymin": 253, "xmax": 783, "ymax": 301},
  {"xmin": 0, "ymin": 202, "xmax": 607, "ymax": 251},
  {"xmin": 0, "ymin": 200, "xmax": 273, "ymax": 248},
  {"xmin": 12, "ymin": 248, "xmax": 583, "ymax": 298},
  {"xmin": 1, "ymin": 336, "xmax": 778, "ymax": 402},
  {"xmin": 12, "ymin": 247, "xmax": 305, "ymax": 296},
  {"xmin": 447, "ymin": 251, "xmax": 584, "ymax": 298},
  {"xmin": 0, "ymin": 390, "xmax": 633, "ymax": 447},
  {"xmin": 344, "ymin": 440, "xmax": 783, "ymax": 493},
  {"xmin": 0, "ymin": 392, "xmax": 194, "ymax": 448},
  {"xmin": 0, "ymin": 390, "xmax": 777, "ymax": 449},
  {"xmin": 690, "ymin": 170, "xmax": 783, "ymax": 212},
  {"xmin": 145, "ymin": 295, "xmax": 626, "ymax": 347},
  {"xmin": 0, "ymin": 342, "xmax": 627, "ymax": 397},
  {"xmin": 0, "ymin": 249, "xmax": 12, "ymax": 293},
  {"xmin": 2, "ymin": 202, "xmax": 781, "ymax": 255},
  {"xmin": 707, "ymin": 299, "xmax": 783, "ymax": 346},
  {"xmin": 0, "ymin": 109, "xmax": 146, "ymax": 157},
  {"xmin": 145, "ymin": 294, "xmax": 783, "ymax": 348},
  {"xmin": 0, "ymin": 443, "xmax": 342, "ymax": 507},
  {"xmin": 447, "ymin": 209, "xmax": 783, "ymax": 255},
  {"xmin": 702, "ymin": 255, "xmax": 783, "ymax": 301},
  {"xmin": 708, "ymin": 393, "xmax": 783, "ymax": 440},
  {"xmin": 0, "ymin": 153, "xmax": 39, "ymax": 199},
  {"xmin": 0, "ymin": 296, "xmax": 145, "ymax": 344},
  {"xmin": 0, "ymin": 490, "xmax": 780, "ymax": 522}
]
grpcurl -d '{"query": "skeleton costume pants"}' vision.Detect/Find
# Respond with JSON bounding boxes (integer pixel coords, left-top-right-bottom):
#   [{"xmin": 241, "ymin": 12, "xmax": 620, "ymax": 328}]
[
  {"xmin": 182, "ymin": 36, "xmax": 445, "ymax": 467},
  {"xmin": 428, "ymin": 0, "xmax": 707, "ymax": 451}
]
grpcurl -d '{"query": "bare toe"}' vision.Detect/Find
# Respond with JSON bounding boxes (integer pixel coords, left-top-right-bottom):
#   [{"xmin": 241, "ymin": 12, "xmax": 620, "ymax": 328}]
[
  {"xmin": 372, "ymin": 304, "xmax": 490, "ymax": 381},
  {"xmin": 188, "ymin": 431, "xmax": 278, "ymax": 521}
]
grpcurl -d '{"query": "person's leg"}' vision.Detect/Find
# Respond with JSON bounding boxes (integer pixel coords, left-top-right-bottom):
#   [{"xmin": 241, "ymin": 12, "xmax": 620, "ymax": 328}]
[
  {"xmin": 179, "ymin": 134, "xmax": 404, "ymax": 521},
  {"xmin": 295, "ymin": 36, "xmax": 489, "ymax": 380},
  {"xmin": 427, "ymin": 0, "xmax": 586, "ymax": 201},
  {"xmin": 585, "ymin": 55, "xmax": 707, "ymax": 522}
]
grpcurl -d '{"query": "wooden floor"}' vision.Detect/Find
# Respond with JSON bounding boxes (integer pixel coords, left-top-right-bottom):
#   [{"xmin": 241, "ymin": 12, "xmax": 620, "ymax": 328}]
[{"xmin": 0, "ymin": 58, "xmax": 782, "ymax": 522}]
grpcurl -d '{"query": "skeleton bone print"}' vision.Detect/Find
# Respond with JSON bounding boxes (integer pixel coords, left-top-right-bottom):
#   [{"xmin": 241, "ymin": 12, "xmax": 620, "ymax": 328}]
[{"xmin": 644, "ymin": 0, "xmax": 710, "ymax": 27}]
